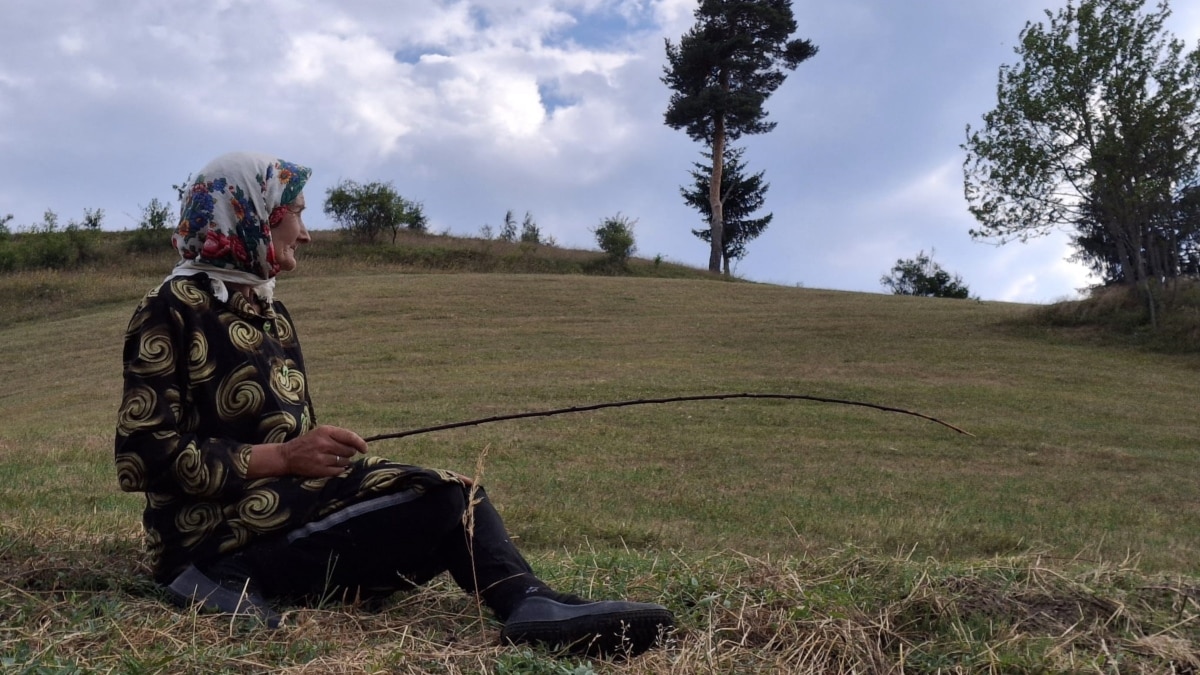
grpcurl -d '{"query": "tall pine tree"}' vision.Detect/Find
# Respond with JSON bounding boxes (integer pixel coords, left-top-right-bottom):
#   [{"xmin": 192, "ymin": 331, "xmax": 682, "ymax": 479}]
[{"xmin": 663, "ymin": 0, "xmax": 816, "ymax": 273}]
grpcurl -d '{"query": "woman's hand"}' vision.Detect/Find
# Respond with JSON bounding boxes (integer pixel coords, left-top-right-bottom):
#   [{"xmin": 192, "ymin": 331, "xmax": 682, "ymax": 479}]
[{"xmin": 248, "ymin": 425, "xmax": 367, "ymax": 478}]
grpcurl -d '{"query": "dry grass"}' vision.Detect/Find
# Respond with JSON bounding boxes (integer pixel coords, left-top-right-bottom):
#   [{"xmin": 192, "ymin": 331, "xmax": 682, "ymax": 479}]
[
  {"xmin": 1027, "ymin": 278, "xmax": 1200, "ymax": 352},
  {"xmin": 3, "ymin": 525, "xmax": 1197, "ymax": 673}
]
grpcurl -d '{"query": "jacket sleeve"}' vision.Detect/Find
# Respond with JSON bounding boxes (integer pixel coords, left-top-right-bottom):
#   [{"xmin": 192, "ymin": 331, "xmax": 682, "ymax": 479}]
[
  {"xmin": 114, "ymin": 290, "xmax": 255, "ymax": 499},
  {"xmin": 274, "ymin": 301, "xmax": 317, "ymax": 430}
]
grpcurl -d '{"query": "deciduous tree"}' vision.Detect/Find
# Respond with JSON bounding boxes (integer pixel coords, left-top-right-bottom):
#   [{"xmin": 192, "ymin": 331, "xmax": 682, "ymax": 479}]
[
  {"xmin": 324, "ymin": 180, "xmax": 427, "ymax": 244},
  {"xmin": 963, "ymin": 0, "xmax": 1200, "ymax": 311}
]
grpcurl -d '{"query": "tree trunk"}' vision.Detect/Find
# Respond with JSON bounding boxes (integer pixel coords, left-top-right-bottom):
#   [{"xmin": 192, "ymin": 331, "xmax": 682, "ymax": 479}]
[
  {"xmin": 708, "ymin": 126, "xmax": 725, "ymax": 274},
  {"xmin": 1101, "ymin": 212, "xmax": 1138, "ymax": 287},
  {"xmin": 707, "ymin": 73, "xmax": 728, "ymax": 274}
]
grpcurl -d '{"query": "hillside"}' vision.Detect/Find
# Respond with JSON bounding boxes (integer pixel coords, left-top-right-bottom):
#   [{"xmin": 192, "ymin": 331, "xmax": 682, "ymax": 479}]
[{"xmin": 2, "ymin": 234, "xmax": 1198, "ymax": 672}]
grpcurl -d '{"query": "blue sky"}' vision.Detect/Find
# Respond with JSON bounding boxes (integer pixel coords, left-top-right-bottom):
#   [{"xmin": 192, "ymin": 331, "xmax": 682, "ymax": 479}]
[{"xmin": 2, "ymin": 0, "xmax": 1198, "ymax": 302}]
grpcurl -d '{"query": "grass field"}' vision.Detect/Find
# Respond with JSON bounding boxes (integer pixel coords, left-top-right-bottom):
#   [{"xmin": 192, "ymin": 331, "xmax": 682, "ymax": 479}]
[{"xmin": 1, "ymin": 239, "xmax": 1198, "ymax": 673}]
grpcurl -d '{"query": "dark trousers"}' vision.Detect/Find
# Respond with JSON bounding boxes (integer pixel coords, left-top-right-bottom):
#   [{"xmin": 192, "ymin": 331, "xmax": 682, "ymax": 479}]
[{"xmin": 237, "ymin": 483, "xmax": 541, "ymax": 619}]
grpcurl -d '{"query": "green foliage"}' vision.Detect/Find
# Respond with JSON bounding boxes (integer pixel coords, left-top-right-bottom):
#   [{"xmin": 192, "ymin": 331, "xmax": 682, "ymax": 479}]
[
  {"xmin": 494, "ymin": 651, "xmax": 596, "ymax": 674},
  {"xmin": 519, "ymin": 211, "xmax": 542, "ymax": 244},
  {"xmin": 0, "ymin": 209, "xmax": 102, "ymax": 271},
  {"xmin": 663, "ymin": 0, "xmax": 817, "ymax": 272},
  {"xmin": 0, "ymin": 215, "xmax": 13, "ymax": 271},
  {"xmin": 80, "ymin": 207, "xmax": 104, "ymax": 231},
  {"xmin": 0, "ymin": 249, "xmax": 14, "ymax": 273},
  {"xmin": 323, "ymin": 179, "xmax": 427, "ymax": 244},
  {"xmin": 881, "ymin": 250, "xmax": 971, "ymax": 299},
  {"xmin": 592, "ymin": 213, "xmax": 638, "ymax": 266},
  {"xmin": 662, "ymin": 0, "xmax": 818, "ymax": 145},
  {"xmin": 499, "ymin": 210, "xmax": 518, "ymax": 242},
  {"xmin": 683, "ymin": 146, "xmax": 773, "ymax": 274},
  {"xmin": 963, "ymin": 0, "xmax": 1200, "ymax": 289},
  {"xmin": 126, "ymin": 198, "xmax": 174, "ymax": 254},
  {"xmin": 24, "ymin": 211, "xmax": 75, "ymax": 269}
]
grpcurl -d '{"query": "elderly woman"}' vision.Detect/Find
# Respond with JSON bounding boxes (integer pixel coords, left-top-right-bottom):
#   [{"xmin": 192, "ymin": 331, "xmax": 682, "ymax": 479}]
[{"xmin": 115, "ymin": 152, "xmax": 673, "ymax": 656}]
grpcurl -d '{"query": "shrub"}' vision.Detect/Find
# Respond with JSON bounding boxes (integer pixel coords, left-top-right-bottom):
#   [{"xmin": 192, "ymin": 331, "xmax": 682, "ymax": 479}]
[
  {"xmin": 881, "ymin": 250, "xmax": 971, "ymax": 299},
  {"xmin": 519, "ymin": 212, "xmax": 542, "ymax": 244},
  {"xmin": 499, "ymin": 210, "xmax": 518, "ymax": 242},
  {"xmin": 2, "ymin": 209, "xmax": 103, "ymax": 271},
  {"xmin": 127, "ymin": 198, "xmax": 175, "ymax": 254},
  {"xmin": 593, "ymin": 213, "xmax": 637, "ymax": 265},
  {"xmin": 22, "ymin": 211, "xmax": 76, "ymax": 269}
]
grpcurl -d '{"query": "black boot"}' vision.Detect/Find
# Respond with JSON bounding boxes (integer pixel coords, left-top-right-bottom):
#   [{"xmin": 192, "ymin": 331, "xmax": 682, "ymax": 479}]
[
  {"xmin": 165, "ymin": 557, "xmax": 281, "ymax": 628},
  {"xmin": 500, "ymin": 596, "xmax": 674, "ymax": 657}
]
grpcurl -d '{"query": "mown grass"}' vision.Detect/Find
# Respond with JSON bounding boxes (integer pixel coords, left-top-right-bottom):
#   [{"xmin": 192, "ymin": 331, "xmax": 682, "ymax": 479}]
[
  {"xmin": 2, "ymin": 526, "xmax": 1196, "ymax": 673},
  {"xmin": 1, "ymin": 236, "xmax": 1198, "ymax": 672}
]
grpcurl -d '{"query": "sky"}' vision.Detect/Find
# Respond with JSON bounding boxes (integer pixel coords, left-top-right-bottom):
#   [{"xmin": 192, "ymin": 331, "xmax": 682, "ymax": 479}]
[{"xmin": 2, "ymin": 0, "xmax": 1198, "ymax": 303}]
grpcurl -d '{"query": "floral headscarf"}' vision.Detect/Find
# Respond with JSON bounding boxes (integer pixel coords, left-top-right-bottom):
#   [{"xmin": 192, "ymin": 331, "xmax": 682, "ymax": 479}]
[{"xmin": 172, "ymin": 152, "xmax": 311, "ymax": 284}]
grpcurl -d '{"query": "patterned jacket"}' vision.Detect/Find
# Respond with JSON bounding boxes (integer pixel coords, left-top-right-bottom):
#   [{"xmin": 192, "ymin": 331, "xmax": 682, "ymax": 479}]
[{"xmin": 115, "ymin": 276, "xmax": 452, "ymax": 581}]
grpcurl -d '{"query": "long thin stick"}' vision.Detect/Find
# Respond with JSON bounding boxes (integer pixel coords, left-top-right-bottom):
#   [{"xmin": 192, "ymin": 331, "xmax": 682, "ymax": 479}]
[{"xmin": 363, "ymin": 392, "xmax": 974, "ymax": 443}]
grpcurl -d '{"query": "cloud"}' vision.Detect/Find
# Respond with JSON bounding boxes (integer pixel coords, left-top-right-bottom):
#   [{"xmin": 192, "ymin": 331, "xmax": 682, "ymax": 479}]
[
  {"xmin": 0, "ymin": 0, "xmax": 1149, "ymax": 302},
  {"xmin": 978, "ymin": 231, "xmax": 1095, "ymax": 303}
]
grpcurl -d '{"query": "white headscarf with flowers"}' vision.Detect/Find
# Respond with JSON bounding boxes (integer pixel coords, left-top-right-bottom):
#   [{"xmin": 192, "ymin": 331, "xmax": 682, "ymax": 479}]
[{"xmin": 167, "ymin": 151, "xmax": 311, "ymax": 305}]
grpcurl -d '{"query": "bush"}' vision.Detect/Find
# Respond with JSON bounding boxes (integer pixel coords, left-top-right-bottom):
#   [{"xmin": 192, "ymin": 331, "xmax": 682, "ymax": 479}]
[
  {"xmin": 25, "ymin": 211, "xmax": 96, "ymax": 269},
  {"xmin": 0, "ymin": 209, "xmax": 103, "ymax": 271},
  {"xmin": 0, "ymin": 216, "xmax": 15, "ymax": 271},
  {"xmin": 881, "ymin": 250, "xmax": 970, "ymax": 299},
  {"xmin": 593, "ymin": 214, "xmax": 637, "ymax": 265},
  {"xmin": 519, "ymin": 212, "xmax": 542, "ymax": 244},
  {"xmin": 127, "ymin": 198, "xmax": 175, "ymax": 254},
  {"xmin": 499, "ymin": 210, "xmax": 518, "ymax": 242}
]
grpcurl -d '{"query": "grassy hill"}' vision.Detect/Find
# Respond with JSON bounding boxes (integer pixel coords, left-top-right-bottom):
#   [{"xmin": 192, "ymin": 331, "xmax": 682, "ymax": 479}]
[{"xmin": 2, "ymin": 232, "xmax": 1198, "ymax": 672}]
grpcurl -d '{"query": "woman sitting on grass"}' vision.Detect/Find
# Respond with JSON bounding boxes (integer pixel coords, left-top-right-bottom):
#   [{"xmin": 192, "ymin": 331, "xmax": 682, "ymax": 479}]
[{"xmin": 113, "ymin": 151, "xmax": 673, "ymax": 657}]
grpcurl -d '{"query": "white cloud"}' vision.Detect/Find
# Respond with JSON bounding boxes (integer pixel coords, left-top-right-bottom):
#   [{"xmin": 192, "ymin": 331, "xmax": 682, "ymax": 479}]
[
  {"xmin": 981, "ymin": 232, "xmax": 1095, "ymax": 303},
  {"xmin": 0, "ymin": 0, "xmax": 1153, "ymax": 302},
  {"xmin": 56, "ymin": 29, "xmax": 86, "ymax": 55},
  {"xmin": 873, "ymin": 159, "xmax": 966, "ymax": 226},
  {"xmin": 653, "ymin": 0, "xmax": 699, "ymax": 33}
]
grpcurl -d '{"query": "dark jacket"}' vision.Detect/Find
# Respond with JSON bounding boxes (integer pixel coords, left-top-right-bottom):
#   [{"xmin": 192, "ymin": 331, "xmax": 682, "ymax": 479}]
[{"xmin": 115, "ymin": 276, "xmax": 452, "ymax": 581}]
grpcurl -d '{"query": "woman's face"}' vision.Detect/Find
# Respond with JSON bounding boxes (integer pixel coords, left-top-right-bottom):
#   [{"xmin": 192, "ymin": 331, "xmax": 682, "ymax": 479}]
[{"xmin": 273, "ymin": 193, "xmax": 311, "ymax": 273}]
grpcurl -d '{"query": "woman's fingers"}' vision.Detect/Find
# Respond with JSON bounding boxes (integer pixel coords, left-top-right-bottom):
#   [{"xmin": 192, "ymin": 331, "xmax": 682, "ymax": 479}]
[
  {"xmin": 277, "ymin": 426, "xmax": 363, "ymax": 476},
  {"xmin": 316, "ymin": 425, "xmax": 368, "ymax": 454}
]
